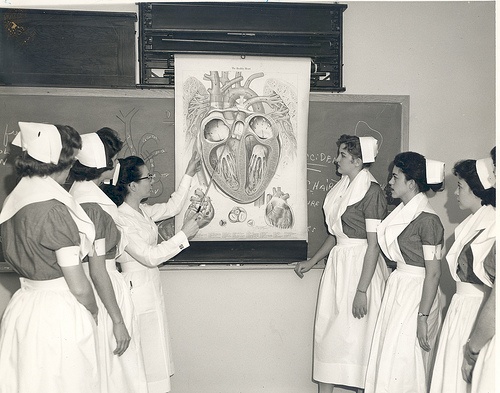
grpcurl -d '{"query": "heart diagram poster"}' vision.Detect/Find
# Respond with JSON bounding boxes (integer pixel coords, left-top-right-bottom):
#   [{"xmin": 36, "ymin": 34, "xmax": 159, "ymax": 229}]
[{"xmin": 174, "ymin": 55, "xmax": 309, "ymax": 242}]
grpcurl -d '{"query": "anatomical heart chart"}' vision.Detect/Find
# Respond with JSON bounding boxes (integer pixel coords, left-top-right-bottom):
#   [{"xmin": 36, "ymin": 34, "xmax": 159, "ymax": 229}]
[{"xmin": 174, "ymin": 55, "xmax": 310, "ymax": 242}]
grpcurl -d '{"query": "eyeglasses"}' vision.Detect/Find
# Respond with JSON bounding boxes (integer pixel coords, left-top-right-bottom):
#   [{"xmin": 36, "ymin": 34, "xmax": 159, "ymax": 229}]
[{"xmin": 136, "ymin": 173, "xmax": 154, "ymax": 181}]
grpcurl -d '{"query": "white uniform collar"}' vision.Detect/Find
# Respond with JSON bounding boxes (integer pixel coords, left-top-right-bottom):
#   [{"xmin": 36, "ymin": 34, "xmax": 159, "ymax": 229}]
[
  {"xmin": 0, "ymin": 176, "xmax": 95, "ymax": 258},
  {"xmin": 377, "ymin": 193, "xmax": 435, "ymax": 264},
  {"xmin": 446, "ymin": 204, "xmax": 496, "ymax": 281},
  {"xmin": 324, "ymin": 168, "xmax": 377, "ymax": 238},
  {"xmin": 70, "ymin": 181, "xmax": 118, "ymax": 219}
]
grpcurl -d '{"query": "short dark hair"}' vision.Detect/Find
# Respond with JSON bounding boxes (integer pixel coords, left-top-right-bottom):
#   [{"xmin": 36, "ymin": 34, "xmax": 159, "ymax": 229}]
[
  {"xmin": 336, "ymin": 134, "xmax": 372, "ymax": 168},
  {"xmin": 15, "ymin": 125, "xmax": 82, "ymax": 177},
  {"xmin": 70, "ymin": 127, "xmax": 123, "ymax": 182},
  {"xmin": 97, "ymin": 127, "xmax": 123, "ymax": 166},
  {"xmin": 393, "ymin": 151, "xmax": 443, "ymax": 193},
  {"xmin": 490, "ymin": 146, "xmax": 496, "ymax": 167},
  {"xmin": 101, "ymin": 155, "xmax": 145, "ymax": 206},
  {"xmin": 452, "ymin": 159, "xmax": 495, "ymax": 207}
]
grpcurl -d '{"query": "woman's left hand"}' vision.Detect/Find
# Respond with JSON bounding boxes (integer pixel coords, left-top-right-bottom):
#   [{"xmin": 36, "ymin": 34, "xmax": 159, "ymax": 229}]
[
  {"xmin": 352, "ymin": 291, "xmax": 367, "ymax": 319},
  {"xmin": 417, "ymin": 317, "xmax": 431, "ymax": 352},
  {"xmin": 461, "ymin": 354, "xmax": 475, "ymax": 383},
  {"xmin": 186, "ymin": 151, "xmax": 202, "ymax": 177}
]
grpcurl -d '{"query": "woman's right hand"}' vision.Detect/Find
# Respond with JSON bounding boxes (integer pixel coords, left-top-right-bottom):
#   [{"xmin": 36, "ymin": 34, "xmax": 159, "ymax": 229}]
[
  {"xmin": 294, "ymin": 259, "xmax": 317, "ymax": 278},
  {"xmin": 184, "ymin": 189, "xmax": 215, "ymax": 229},
  {"xmin": 112, "ymin": 321, "xmax": 131, "ymax": 356},
  {"xmin": 417, "ymin": 317, "xmax": 431, "ymax": 352}
]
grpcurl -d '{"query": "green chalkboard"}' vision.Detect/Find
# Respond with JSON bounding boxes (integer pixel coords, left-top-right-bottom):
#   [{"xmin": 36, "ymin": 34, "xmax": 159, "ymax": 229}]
[
  {"xmin": 305, "ymin": 94, "xmax": 409, "ymax": 257},
  {"xmin": 0, "ymin": 88, "xmax": 408, "ymax": 264},
  {"xmin": 0, "ymin": 88, "xmax": 177, "ymax": 266}
]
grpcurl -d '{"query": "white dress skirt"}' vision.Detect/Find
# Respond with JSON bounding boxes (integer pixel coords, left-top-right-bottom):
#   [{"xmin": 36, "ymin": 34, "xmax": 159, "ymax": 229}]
[
  {"xmin": 313, "ymin": 237, "xmax": 387, "ymax": 388},
  {"xmin": 0, "ymin": 277, "xmax": 99, "ymax": 393},
  {"xmin": 121, "ymin": 261, "xmax": 175, "ymax": 393},
  {"xmin": 87, "ymin": 260, "xmax": 148, "ymax": 393},
  {"xmin": 471, "ymin": 335, "xmax": 495, "ymax": 393},
  {"xmin": 429, "ymin": 282, "xmax": 486, "ymax": 393},
  {"xmin": 365, "ymin": 263, "xmax": 442, "ymax": 393}
]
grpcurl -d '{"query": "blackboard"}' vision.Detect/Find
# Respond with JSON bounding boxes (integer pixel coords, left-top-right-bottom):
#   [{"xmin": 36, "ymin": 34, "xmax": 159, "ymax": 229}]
[
  {"xmin": 0, "ymin": 88, "xmax": 408, "ymax": 264},
  {"xmin": 0, "ymin": 9, "xmax": 136, "ymax": 88},
  {"xmin": 306, "ymin": 94, "xmax": 409, "ymax": 257},
  {"xmin": 0, "ymin": 88, "xmax": 177, "ymax": 265}
]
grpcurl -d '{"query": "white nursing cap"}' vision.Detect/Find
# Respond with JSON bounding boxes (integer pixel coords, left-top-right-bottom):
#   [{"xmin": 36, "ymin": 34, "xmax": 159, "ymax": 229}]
[
  {"xmin": 13, "ymin": 122, "xmax": 62, "ymax": 164},
  {"xmin": 358, "ymin": 136, "xmax": 379, "ymax": 163},
  {"xmin": 111, "ymin": 161, "xmax": 121, "ymax": 185},
  {"xmin": 425, "ymin": 159, "xmax": 445, "ymax": 184},
  {"xmin": 476, "ymin": 157, "xmax": 495, "ymax": 189},
  {"xmin": 76, "ymin": 133, "xmax": 107, "ymax": 169}
]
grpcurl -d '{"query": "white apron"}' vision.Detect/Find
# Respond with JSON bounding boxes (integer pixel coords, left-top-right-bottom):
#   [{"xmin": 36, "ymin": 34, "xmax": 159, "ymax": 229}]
[
  {"xmin": 470, "ymin": 229, "xmax": 496, "ymax": 393},
  {"xmin": 366, "ymin": 193, "xmax": 443, "ymax": 393},
  {"xmin": 313, "ymin": 169, "xmax": 388, "ymax": 388},
  {"xmin": 0, "ymin": 278, "xmax": 99, "ymax": 393},
  {"xmin": 71, "ymin": 181, "xmax": 148, "ymax": 393},
  {"xmin": 0, "ymin": 176, "xmax": 98, "ymax": 393},
  {"xmin": 430, "ymin": 205, "xmax": 495, "ymax": 393}
]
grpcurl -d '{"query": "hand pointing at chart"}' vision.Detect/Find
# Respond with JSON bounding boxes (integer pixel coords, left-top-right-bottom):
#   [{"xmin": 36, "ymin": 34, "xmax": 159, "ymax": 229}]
[{"xmin": 186, "ymin": 150, "xmax": 202, "ymax": 177}]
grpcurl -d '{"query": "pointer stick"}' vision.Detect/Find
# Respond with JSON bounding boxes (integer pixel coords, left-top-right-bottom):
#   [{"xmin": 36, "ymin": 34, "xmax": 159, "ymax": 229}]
[{"xmin": 196, "ymin": 140, "xmax": 230, "ymax": 213}]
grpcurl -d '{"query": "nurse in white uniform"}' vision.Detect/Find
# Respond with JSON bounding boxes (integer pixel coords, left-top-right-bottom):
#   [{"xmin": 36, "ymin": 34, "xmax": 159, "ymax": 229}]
[
  {"xmin": 69, "ymin": 130, "xmax": 148, "ymax": 393},
  {"xmin": 103, "ymin": 153, "xmax": 213, "ymax": 393},
  {"xmin": 0, "ymin": 122, "xmax": 98, "ymax": 392},
  {"xmin": 365, "ymin": 152, "xmax": 445, "ymax": 393},
  {"xmin": 465, "ymin": 241, "xmax": 496, "ymax": 393},
  {"xmin": 430, "ymin": 156, "xmax": 496, "ymax": 393},
  {"xmin": 295, "ymin": 135, "xmax": 389, "ymax": 393},
  {"xmin": 462, "ymin": 147, "xmax": 496, "ymax": 393}
]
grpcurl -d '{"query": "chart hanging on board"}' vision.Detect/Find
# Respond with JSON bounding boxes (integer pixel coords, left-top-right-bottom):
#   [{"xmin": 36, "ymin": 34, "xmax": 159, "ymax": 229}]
[{"xmin": 174, "ymin": 55, "xmax": 310, "ymax": 243}]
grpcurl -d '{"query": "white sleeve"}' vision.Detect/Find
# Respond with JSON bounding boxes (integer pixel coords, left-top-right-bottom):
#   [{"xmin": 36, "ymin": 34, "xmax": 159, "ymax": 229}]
[
  {"xmin": 422, "ymin": 244, "xmax": 442, "ymax": 261},
  {"xmin": 141, "ymin": 175, "xmax": 193, "ymax": 222},
  {"xmin": 365, "ymin": 218, "xmax": 382, "ymax": 233},
  {"xmin": 55, "ymin": 246, "xmax": 81, "ymax": 267},
  {"xmin": 93, "ymin": 238, "xmax": 106, "ymax": 257},
  {"xmin": 122, "ymin": 225, "xmax": 190, "ymax": 267}
]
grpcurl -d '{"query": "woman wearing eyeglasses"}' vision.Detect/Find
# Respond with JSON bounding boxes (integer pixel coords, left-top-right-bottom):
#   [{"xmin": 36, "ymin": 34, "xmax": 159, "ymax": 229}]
[{"xmin": 103, "ymin": 153, "xmax": 213, "ymax": 393}]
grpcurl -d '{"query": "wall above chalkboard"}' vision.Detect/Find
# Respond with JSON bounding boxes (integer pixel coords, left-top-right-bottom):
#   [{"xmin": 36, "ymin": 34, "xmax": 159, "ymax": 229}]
[{"xmin": 0, "ymin": 88, "xmax": 408, "ymax": 265}]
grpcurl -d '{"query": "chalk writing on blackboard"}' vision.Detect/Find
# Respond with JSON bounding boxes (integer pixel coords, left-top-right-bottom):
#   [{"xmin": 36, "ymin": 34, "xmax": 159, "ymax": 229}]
[
  {"xmin": 116, "ymin": 107, "xmax": 169, "ymax": 198},
  {"xmin": 0, "ymin": 125, "xmax": 16, "ymax": 166},
  {"xmin": 354, "ymin": 120, "xmax": 384, "ymax": 152}
]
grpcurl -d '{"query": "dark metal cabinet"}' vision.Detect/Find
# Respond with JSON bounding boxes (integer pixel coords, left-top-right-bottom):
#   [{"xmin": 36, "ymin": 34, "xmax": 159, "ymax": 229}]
[{"xmin": 139, "ymin": 2, "xmax": 347, "ymax": 92}]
